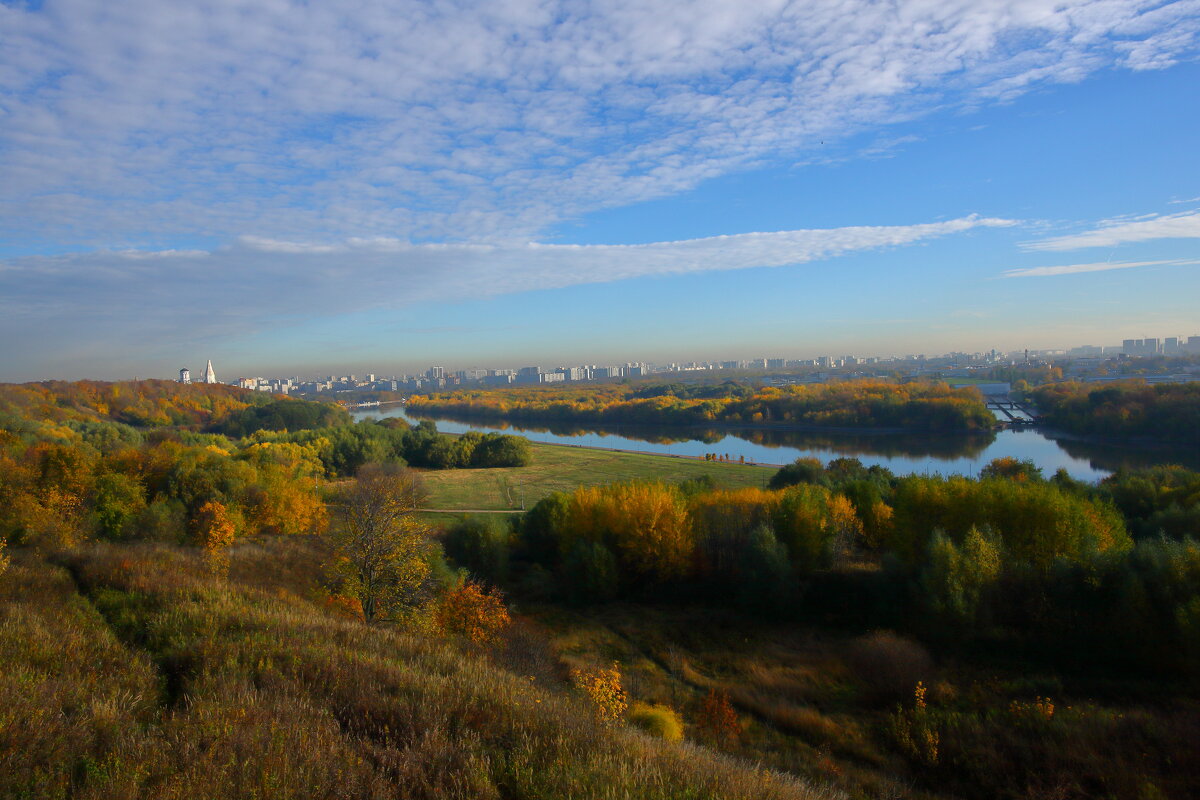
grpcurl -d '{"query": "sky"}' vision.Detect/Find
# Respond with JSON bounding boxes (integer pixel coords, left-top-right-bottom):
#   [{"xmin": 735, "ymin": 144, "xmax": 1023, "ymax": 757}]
[{"xmin": 1, "ymin": 0, "xmax": 1199, "ymax": 381}]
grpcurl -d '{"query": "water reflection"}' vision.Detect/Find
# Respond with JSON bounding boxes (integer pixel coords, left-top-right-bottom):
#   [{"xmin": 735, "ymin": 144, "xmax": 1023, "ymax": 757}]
[
  {"xmin": 399, "ymin": 410, "xmax": 998, "ymax": 458},
  {"xmin": 1041, "ymin": 431, "xmax": 1200, "ymax": 473},
  {"xmin": 351, "ymin": 405, "xmax": 1188, "ymax": 482}
]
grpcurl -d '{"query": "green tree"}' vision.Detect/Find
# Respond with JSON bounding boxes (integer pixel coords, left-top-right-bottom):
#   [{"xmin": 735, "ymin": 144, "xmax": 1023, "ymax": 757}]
[
  {"xmin": 920, "ymin": 527, "xmax": 1002, "ymax": 627},
  {"xmin": 91, "ymin": 472, "xmax": 146, "ymax": 540}
]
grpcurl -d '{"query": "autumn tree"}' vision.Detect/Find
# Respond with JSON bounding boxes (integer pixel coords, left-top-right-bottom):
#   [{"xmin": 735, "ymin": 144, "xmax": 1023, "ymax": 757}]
[
  {"xmin": 328, "ymin": 463, "xmax": 432, "ymax": 621},
  {"xmin": 696, "ymin": 688, "xmax": 740, "ymax": 745},
  {"xmin": 191, "ymin": 499, "xmax": 236, "ymax": 575},
  {"xmin": 435, "ymin": 579, "xmax": 511, "ymax": 644}
]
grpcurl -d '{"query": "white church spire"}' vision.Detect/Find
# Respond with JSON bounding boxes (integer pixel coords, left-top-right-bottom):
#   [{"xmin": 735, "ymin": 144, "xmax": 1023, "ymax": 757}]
[{"xmin": 203, "ymin": 359, "xmax": 217, "ymax": 384}]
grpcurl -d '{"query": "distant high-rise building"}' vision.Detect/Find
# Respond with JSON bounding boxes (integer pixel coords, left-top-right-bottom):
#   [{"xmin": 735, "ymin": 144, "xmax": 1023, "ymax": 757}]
[
  {"xmin": 203, "ymin": 360, "xmax": 217, "ymax": 384},
  {"xmin": 178, "ymin": 368, "xmax": 190, "ymax": 384},
  {"xmin": 426, "ymin": 366, "xmax": 445, "ymax": 380}
]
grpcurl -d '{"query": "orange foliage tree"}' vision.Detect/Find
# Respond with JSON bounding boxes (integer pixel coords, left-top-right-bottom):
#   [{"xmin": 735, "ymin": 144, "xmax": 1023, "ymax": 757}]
[{"xmin": 435, "ymin": 580, "xmax": 511, "ymax": 645}]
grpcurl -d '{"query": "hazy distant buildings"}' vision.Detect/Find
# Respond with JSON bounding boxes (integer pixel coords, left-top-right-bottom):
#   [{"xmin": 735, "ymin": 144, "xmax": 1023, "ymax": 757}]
[
  {"xmin": 178, "ymin": 368, "xmax": 190, "ymax": 384},
  {"xmin": 1123, "ymin": 338, "xmax": 1161, "ymax": 356}
]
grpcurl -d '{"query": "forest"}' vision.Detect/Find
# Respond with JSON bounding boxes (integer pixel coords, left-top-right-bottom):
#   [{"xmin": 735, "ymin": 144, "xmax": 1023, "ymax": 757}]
[
  {"xmin": 0, "ymin": 381, "xmax": 530, "ymax": 549},
  {"xmin": 408, "ymin": 379, "xmax": 996, "ymax": 432},
  {"xmin": 1032, "ymin": 379, "xmax": 1200, "ymax": 442}
]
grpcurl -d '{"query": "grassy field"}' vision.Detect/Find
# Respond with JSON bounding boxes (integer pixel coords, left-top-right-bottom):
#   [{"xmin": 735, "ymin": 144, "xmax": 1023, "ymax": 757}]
[{"xmin": 418, "ymin": 441, "xmax": 777, "ymax": 511}]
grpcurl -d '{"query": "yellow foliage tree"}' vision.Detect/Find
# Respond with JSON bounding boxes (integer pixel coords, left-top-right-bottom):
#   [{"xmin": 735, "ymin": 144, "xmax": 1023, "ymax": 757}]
[
  {"xmin": 192, "ymin": 500, "xmax": 236, "ymax": 575},
  {"xmin": 328, "ymin": 464, "xmax": 432, "ymax": 621},
  {"xmin": 567, "ymin": 482, "xmax": 692, "ymax": 582},
  {"xmin": 571, "ymin": 662, "xmax": 628, "ymax": 725}
]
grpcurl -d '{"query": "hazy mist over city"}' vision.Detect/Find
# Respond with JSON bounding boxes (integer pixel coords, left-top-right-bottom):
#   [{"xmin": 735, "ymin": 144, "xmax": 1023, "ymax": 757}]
[{"xmin": 2, "ymin": 0, "xmax": 1199, "ymax": 381}]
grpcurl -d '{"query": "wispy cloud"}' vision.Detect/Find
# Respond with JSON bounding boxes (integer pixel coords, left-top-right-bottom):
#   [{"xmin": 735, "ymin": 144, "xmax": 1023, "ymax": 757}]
[
  {"xmin": 1002, "ymin": 258, "xmax": 1200, "ymax": 278},
  {"xmin": 1025, "ymin": 210, "xmax": 1200, "ymax": 251},
  {"xmin": 0, "ymin": 1, "xmax": 1195, "ymax": 246},
  {"xmin": 0, "ymin": 215, "xmax": 1012, "ymax": 373}
]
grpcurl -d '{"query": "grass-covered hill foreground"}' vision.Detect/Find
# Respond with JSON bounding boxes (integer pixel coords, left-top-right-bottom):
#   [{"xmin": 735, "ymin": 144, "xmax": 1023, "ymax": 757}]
[{"xmin": 0, "ymin": 539, "xmax": 833, "ymax": 800}]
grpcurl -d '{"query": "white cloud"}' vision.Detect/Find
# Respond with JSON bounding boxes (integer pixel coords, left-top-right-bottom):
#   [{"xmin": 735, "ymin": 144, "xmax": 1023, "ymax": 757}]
[
  {"xmin": 0, "ymin": 0, "xmax": 1195, "ymax": 246},
  {"xmin": 0, "ymin": 214, "xmax": 1012, "ymax": 374},
  {"xmin": 1025, "ymin": 210, "xmax": 1200, "ymax": 250},
  {"xmin": 1002, "ymin": 258, "xmax": 1200, "ymax": 277}
]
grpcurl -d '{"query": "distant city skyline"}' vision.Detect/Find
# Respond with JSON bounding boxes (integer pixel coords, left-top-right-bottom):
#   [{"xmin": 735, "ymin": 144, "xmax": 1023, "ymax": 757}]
[
  {"xmin": 2, "ymin": 1, "xmax": 1199, "ymax": 382},
  {"xmin": 178, "ymin": 333, "xmax": 1200, "ymax": 391}
]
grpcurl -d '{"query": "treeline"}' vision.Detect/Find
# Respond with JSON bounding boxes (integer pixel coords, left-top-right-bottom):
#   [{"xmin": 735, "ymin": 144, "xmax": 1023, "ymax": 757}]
[
  {"xmin": 0, "ymin": 379, "xmax": 268, "ymax": 428},
  {"xmin": 445, "ymin": 456, "xmax": 1200, "ymax": 676},
  {"xmin": 0, "ymin": 383, "xmax": 533, "ymax": 550},
  {"xmin": 257, "ymin": 420, "xmax": 532, "ymax": 472},
  {"xmin": 0, "ymin": 429, "xmax": 329, "ymax": 546},
  {"xmin": 411, "ymin": 379, "xmax": 995, "ymax": 432},
  {"xmin": 1033, "ymin": 380, "xmax": 1200, "ymax": 442}
]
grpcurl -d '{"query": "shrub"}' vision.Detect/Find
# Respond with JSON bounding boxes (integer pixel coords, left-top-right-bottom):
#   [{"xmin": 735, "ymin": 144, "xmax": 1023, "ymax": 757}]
[
  {"xmin": 979, "ymin": 457, "xmax": 1043, "ymax": 483},
  {"xmin": 561, "ymin": 539, "xmax": 619, "ymax": 605},
  {"xmin": 736, "ymin": 524, "xmax": 793, "ymax": 611},
  {"xmin": 844, "ymin": 631, "xmax": 934, "ymax": 703},
  {"xmin": 443, "ymin": 515, "xmax": 510, "ymax": 584},
  {"xmin": 887, "ymin": 682, "xmax": 940, "ymax": 766},
  {"xmin": 696, "ymin": 688, "xmax": 741, "ymax": 745},
  {"xmin": 769, "ymin": 457, "xmax": 825, "ymax": 489},
  {"xmin": 571, "ymin": 662, "xmax": 627, "ymax": 725},
  {"xmin": 435, "ymin": 580, "xmax": 511, "ymax": 645},
  {"xmin": 519, "ymin": 491, "xmax": 571, "ymax": 565},
  {"xmin": 629, "ymin": 702, "xmax": 684, "ymax": 741},
  {"xmin": 469, "ymin": 433, "xmax": 532, "ymax": 467},
  {"xmin": 919, "ymin": 527, "xmax": 1001, "ymax": 629},
  {"xmin": 191, "ymin": 500, "xmax": 236, "ymax": 575}
]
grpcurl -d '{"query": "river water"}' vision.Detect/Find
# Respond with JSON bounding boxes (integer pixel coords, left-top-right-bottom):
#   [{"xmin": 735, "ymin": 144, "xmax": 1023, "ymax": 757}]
[{"xmin": 351, "ymin": 405, "xmax": 1199, "ymax": 482}]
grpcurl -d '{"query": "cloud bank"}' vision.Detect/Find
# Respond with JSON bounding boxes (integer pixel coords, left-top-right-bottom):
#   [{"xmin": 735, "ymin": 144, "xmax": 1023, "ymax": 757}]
[
  {"xmin": 0, "ymin": 215, "xmax": 1012, "ymax": 373},
  {"xmin": 1, "ymin": 0, "xmax": 1196, "ymax": 246},
  {"xmin": 1025, "ymin": 210, "xmax": 1200, "ymax": 251}
]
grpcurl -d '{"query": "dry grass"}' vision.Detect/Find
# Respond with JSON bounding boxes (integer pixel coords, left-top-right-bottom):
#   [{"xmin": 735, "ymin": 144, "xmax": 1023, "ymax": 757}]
[
  {"xmin": 0, "ymin": 540, "xmax": 837, "ymax": 800},
  {"xmin": 527, "ymin": 602, "xmax": 1200, "ymax": 800}
]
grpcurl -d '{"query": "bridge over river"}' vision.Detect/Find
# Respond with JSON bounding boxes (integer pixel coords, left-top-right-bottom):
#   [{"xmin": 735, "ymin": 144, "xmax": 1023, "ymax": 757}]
[{"xmin": 986, "ymin": 399, "xmax": 1038, "ymax": 425}]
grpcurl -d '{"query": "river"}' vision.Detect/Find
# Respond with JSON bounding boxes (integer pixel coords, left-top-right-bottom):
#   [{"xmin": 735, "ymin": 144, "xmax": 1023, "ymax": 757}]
[{"xmin": 350, "ymin": 405, "xmax": 1199, "ymax": 482}]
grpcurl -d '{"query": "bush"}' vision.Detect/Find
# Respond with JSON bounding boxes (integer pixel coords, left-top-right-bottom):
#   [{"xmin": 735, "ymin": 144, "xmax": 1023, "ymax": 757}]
[
  {"xmin": 469, "ymin": 433, "xmax": 532, "ymax": 467},
  {"xmin": 736, "ymin": 524, "xmax": 793, "ymax": 611},
  {"xmin": 435, "ymin": 579, "xmax": 511, "ymax": 645},
  {"xmin": 443, "ymin": 516, "xmax": 510, "ymax": 584},
  {"xmin": 843, "ymin": 631, "xmax": 934, "ymax": 703},
  {"xmin": 519, "ymin": 492, "xmax": 571, "ymax": 565},
  {"xmin": 561, "ymin": 540, "xmax": 620, "ymax": 605},
  {"xmin": 919, "ymin": 527, "xmax": 1001, "ymax": 630},
  {"xmin": 629, "ymin": 702, "xmax": 684, "ymax": 741},
  {"xmin": 769, "ymin": 457, "xmax": 825, "ymax": 489}
]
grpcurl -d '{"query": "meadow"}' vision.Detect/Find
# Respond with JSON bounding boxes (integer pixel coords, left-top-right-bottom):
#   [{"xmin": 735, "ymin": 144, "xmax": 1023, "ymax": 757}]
[{"xmin": 418, "ymin": 441, "xmax": 776, "ymax": 510}]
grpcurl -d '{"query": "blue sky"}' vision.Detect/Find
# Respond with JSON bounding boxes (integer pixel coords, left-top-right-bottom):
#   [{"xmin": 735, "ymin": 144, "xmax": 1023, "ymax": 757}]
[{"xmin": 1, "ymin": 0, "xmax": 1199, "ymax": 381}]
